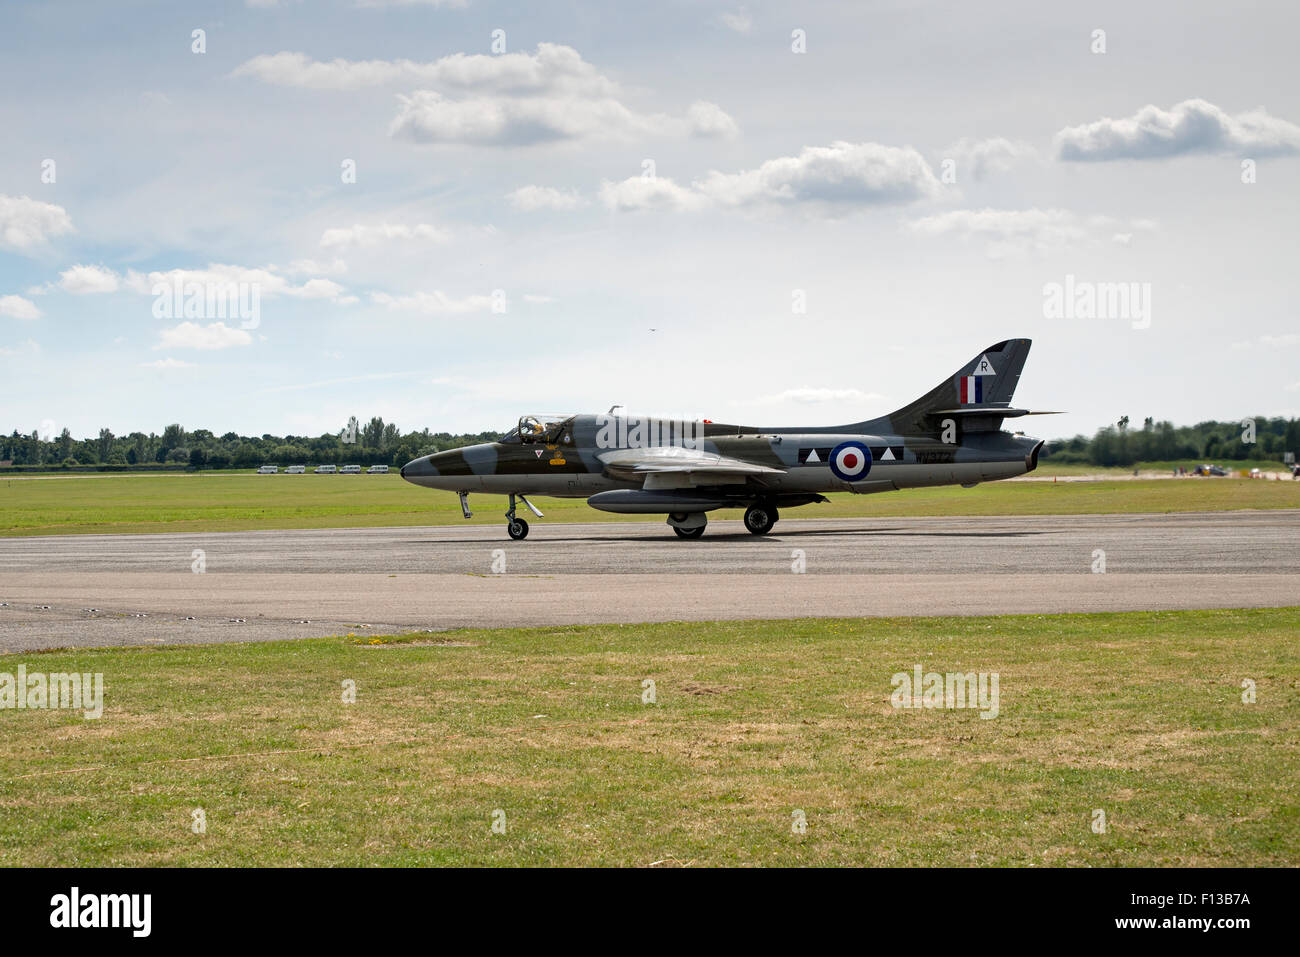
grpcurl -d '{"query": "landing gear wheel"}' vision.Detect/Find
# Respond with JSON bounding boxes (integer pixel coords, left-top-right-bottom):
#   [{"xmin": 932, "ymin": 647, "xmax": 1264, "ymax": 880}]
[
  {"xmin": 674, "ymin": 525, "xmax": 705, "ymax": 539},
  {"xmin": 507, "ymin": 518, "xmax": 529, "ymax": 540},
  {"xmin": 744, "ymin": 504, "xmax": 777, "ymax": 535}
]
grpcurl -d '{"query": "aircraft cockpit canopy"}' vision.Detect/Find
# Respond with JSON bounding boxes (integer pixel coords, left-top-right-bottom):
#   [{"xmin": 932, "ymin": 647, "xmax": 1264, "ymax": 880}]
[{"xmin": 502, "ymin": 414, "xmax": 573, "ymax": 444}]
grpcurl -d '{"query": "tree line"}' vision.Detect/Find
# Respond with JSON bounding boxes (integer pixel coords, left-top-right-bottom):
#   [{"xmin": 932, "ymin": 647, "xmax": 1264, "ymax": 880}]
[
  {"xmin": 0, "ymin": 417, "xmax": 498, "ymax": 470},
  {"xmin": 1, "ymin": 415, "xmax": 1296, "ymax": 471},
  {"xmin": 1044, "ymin": 416, "xmax": 1298, "ymax": 467}
]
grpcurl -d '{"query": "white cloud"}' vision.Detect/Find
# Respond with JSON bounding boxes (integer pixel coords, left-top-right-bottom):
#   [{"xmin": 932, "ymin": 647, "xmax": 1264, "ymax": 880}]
[
  {"xmin": 698, "ymin": 142, "xmax": 941, "ymax": 208},
  {"xmin": 124, "ymin": 264, "xmax": 350, "ymax": 302},
  {"xmin": 390, "ymin": 90, "xmax": 690, "ymax": 146},
  {"xmin": 907, "ymin": 207, "xmax": 1155, "ymax": 256},
  {"xmin": 719, "ymin": 10, "xmax": 753, "ymax": 34},
  {"xmin": 234, "ymin": 43, "xmax": 618, "ymax": 95},
  {"xmin": 58, "ymin": 264, "xmax": 120, "ymax": 295},
  {"xmin": 686, "ymin": 101, "xmax": 740, "ymax": 138},
  {"xmin": 1055, "ymin": 98, "xmax": 1300, "ymax": 161},
  {"xmin": 236, "ymin": 42, "xmax": 740, "ymax": 147},
  {"xmin": 599, "ymin": 176, "xmax": 710, "ymax": 213},
  {"xmin": 155, "ymin": 322, "xmax": 254, "ymax": 351},
  {"xmin": 0, "ymin": 338, "xmax": 39, "ymax": 357},
  {"xmin": 370, "ymin": 290, "xmax": 495, "ymax": 314},
  {"xmin": 522, "ymin": 294, "xmax": 556, "ymax": 303},
  {"xmin": 507, "ymin": 185, "xmax": 587, "ymax": 211},
  {"xmin": 944, "ymin": 137, "xmax": 1037, "ymax": 179},
  {"xmin": 319, "ymin": 223, "xmax": 449, "ymax": 248},
  {"xmin": 0, "ymin": 194, "xmax": 74, "ymax": 249},
  {"xmin": 0, "ymin": 295, "xmax": 41, "ymax": 320},
  {"xmin": 243, "ymin": 43, "xmax": 740, "ymax": 146},
  {"xmin": 139, "ymin": 357, "xmax": 197, "ymax": 369},
  {"xmin": 602, "ymin": 142, "xmax": 941, "ymax": 213}
]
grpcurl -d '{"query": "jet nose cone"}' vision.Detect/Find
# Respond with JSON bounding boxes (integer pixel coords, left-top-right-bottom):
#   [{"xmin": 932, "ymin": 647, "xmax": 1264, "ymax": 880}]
[{"xmin": 400, "ymin": 455, "xmax": 439, "ymax": 484}]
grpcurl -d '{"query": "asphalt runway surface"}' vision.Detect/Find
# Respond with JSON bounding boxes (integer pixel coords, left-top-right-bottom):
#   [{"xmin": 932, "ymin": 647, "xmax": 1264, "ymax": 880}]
[{"xmin": 1, "ymin": 511, "xmax": 1297, "ymax": 651}]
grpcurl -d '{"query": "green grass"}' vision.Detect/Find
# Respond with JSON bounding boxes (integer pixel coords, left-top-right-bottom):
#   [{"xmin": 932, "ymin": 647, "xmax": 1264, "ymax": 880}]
[
  {"xmin": 1036, "ymin": 459, "xmax": 1290, "ymax": 476},
  {"xmin": 2, "ymin": 472, "xmax": 1298, "ymax": 537},
  {"xmin": 1, "ymin": 609, "xmax": 1295, "ymax": 866}
]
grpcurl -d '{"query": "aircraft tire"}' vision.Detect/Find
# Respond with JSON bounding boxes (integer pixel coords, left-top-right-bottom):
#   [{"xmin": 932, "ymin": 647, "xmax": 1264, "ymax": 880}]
[
  {"xmin": 743, "ymin": 504, "xmax": 777, "ymax": 535},
  {"xmin": 507, "ymin": 518, "xmax": 529, "ymax": 540},
  {"xmin": 673, "ymin": 525, "xmax": 705, "ymax": 539}
]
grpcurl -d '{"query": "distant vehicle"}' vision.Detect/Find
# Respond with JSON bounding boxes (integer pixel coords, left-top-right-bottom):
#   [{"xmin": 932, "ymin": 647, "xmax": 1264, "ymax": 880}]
[
  {"xmin": 314, "ymin": 465, "xmax": 337, "ymax": 474},
  {"xmin": 1192, "ymin": 464, "xmax": 1228, "ymax": 477},
  {"xmin": 256, "ymin": 465, "xmax": 278, "ymax": 474},
  {"xmin": 366, "ymin": 465, "xmax": 389, "ymax": 474},
  {"xmin": 285, "ymin": 465, "xmax": 306, "ymax": 474},
  {"xmin": 339, "ymin": 465, "xmax": 362, "ymax": 474}
]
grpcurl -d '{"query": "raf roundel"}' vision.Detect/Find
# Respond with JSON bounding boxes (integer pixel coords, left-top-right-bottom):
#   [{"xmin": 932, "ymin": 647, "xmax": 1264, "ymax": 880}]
[{"xmin": 829, "ymin": 441, "xmax": 873, "ymax": 482}]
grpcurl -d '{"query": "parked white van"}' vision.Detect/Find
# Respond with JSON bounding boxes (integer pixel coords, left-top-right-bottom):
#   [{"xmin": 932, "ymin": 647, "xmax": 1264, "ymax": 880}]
[
  {"xmin": 339, "ymin": 464, "xmax": 362, "ymax": 474},
  {"xmin": 366, "ymin": 465, "xmax": 389, "ymax": 474},
  {"xmin": 285, "ymin": 465, "xmax": 306, "ymax": 474},
  {"xmin": 314, "ymin": 464, "xmax": 337, "ymax": 474},
  {"xmin": 256, "ymin": 465, "xmax": 278, "ymax": 474}
]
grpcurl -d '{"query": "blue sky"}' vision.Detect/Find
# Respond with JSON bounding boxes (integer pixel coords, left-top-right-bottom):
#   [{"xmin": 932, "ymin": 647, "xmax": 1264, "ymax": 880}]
[{"xmin": 2, "ymin": 0, "xmax": 1298, "ymax": 442}]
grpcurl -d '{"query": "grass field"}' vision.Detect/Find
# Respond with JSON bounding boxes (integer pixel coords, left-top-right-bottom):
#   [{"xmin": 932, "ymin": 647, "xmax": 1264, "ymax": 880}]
[
  {"xmin": 3, "ymin": 471, "xmax": 1298, "ymax": 537},
  {"xmin": 0, "ymin": 608, "xmax": 1295, "ymax": 866}
]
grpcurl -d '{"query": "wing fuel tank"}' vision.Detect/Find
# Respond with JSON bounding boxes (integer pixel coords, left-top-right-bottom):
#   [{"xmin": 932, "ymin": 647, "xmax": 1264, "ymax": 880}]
[{"xmin": 587, "ymin": 490, "xmax": 731, "ymax": 513}]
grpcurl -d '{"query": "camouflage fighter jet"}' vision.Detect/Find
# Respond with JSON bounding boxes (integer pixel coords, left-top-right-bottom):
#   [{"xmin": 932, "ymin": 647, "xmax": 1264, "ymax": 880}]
[{"xmin": 401, "ymin": 339, "xmax": 1055, "ymax": 539}]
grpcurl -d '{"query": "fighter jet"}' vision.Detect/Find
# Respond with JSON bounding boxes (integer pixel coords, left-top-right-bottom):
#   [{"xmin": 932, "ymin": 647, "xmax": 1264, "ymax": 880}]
[{"xmin": 401, "ymin": 339, "xmax": 1055, "ymax": 539}]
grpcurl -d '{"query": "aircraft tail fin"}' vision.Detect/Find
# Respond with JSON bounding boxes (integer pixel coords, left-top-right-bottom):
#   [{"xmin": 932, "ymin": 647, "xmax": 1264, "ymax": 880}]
[{"xmin": 860, "ymin": 338, "xmax": 1033, "ymax": 434}]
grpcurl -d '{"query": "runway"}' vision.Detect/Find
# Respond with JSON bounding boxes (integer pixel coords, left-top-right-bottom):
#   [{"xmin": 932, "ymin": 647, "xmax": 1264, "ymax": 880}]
[{"xmin": 1, "ymin": 511, "xmax": 1297, "ymax": 651}]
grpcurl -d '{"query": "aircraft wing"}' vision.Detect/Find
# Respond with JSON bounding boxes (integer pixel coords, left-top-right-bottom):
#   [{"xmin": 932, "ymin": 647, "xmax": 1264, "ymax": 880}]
[{"xmin": 597, "ymin": 446, "xmax": 784, "ymax": 486}]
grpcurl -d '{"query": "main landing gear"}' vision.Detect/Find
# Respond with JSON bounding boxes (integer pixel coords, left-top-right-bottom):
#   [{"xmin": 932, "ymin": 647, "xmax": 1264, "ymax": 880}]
[
  {"xmin": 666, "ymin": 503, "xmax": 780, "ymax": 539},
  {"xmin": 505, "ymin": 493, "xmax": 543, "ymax": 540},
  {"xmin": 668, "ymin": 512, "xmax": 707, "ymax": 539},
  {"xmin": 743, "ymin": 503, "xmax": 778, "ymax": 536}
]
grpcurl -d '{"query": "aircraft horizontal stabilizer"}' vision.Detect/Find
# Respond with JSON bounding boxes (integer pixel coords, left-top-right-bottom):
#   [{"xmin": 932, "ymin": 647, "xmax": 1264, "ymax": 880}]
[{"xmin": 930, "ymin": 408, "xmax": 1063, "ymax": 418}]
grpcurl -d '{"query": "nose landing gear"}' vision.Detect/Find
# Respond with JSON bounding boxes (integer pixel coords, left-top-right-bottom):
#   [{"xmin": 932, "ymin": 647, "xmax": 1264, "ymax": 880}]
[{"xmin": 505, "ymin": 493, "xmax": 543, "ymax": 540}]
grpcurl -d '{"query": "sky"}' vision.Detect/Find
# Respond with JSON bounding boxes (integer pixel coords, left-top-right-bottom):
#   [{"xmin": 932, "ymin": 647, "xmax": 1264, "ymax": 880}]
[{"xmin": 1, "ymin": 0, "xmax": 1298, "ymax": 443}]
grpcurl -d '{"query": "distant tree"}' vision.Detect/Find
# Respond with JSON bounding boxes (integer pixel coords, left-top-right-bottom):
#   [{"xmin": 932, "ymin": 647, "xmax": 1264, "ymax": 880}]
[
  {"xmin": 189, "ymin": 447, "xmax": 207, "ymax": 469},
  {"xmin": 362, "ymin": 416, "xmax": 386, "ymax": 449}
]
